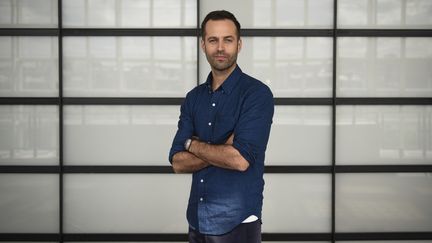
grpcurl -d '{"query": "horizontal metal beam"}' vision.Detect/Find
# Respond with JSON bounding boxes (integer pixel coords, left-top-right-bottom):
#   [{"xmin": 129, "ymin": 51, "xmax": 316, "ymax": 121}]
[
  {"xmin": 337, "ymin": 29, "xmax": 432, "ymax": 37},
  {"xmin": 62, "ymin": 97, "xmax": 185, "ymax": 105},
  {"xmin": 62, "ymin": 28, "xmax": 197, "ymax": 36},
  {"xmin": 0, "ymin": 28, "xmax": 59, "ymax": 36},
  {"xmin": 1, "ymin": 165, "xmax": 431, "ymax": 174},
  {"xmin": 1, "ymin": 232, "xmax": 431, "ymax": 241},
  {"xmin": 0, "ymin": 97, "xmax": 59, "ymax": 105},
  {"xmin": 336, "ymin": 232, "xmax": 432, "ymax": 241},
  {"xmin": 336, "ymin": 165, "xmax": 432, "ymax": 173},
  {"xmin": 1, "ymin": 97, "xmax": 430, "ymax": 106},
  {"xmin": 336, "ymin": 97, "xmax": 432, "ymax": 105},
  {"xmin": 274, "ymin": 98, "xmax": 333, "ymax": 105},
  {"xmin": 1, "ymin": 28, "xmax": 431, "ymax": 37},
  {"xmin": 242, "ymin": 29, "xmax": 333, "ymax": 37}
]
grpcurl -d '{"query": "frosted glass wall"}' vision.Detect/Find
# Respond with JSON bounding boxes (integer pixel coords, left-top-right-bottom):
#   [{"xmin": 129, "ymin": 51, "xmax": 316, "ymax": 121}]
[{"xmin": 1, "ymin": 0, "xmax": 431, "ymax": 242}]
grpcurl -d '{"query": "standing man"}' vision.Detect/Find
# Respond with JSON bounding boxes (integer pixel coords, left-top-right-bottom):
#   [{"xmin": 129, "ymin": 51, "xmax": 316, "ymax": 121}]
[{"xmin": 169, "ymin": 10, "xmax": 274, "ymax": 243}]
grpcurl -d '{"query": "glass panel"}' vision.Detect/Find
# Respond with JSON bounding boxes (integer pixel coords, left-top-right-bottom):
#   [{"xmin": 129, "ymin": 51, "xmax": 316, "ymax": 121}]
[
  {"xmin": 200, "ymin": 0, "xmax": 333, "ymax": 28},
  {"xmin": 267, "ymin": 106, "xmax": 331, "ymax": 165},
  {"xmin": 63, "ymin": 37, "xmax": 197, "ymax": 97},
  {"xmin": 64, "ymin": 174, "xmax": 191, "ymax": 233},
  {"xmin": 0, "ymin": 0, "xmax": 58, "ymax": 28},
  {"xmin": 0, "ymin": 106, "xmax": 59, "ymax": 165},
  {"xmin": 0, "ymin": 174, "xmax": 59, "ymax": 233},
  {"xmin": 64, "ymin": 106, "xmax": 178, "ymax": 165},
  {"xmin": 263, "ymin": 174, "xmax": 331, "ymax": 233},
  {"xmin": 0, "ymin": 37, "xmax": 59, "ymax": 97},
  {"xmin": 336, "ymin": 106, "xmax": 432, "ymax": 165},
  {"xmin": 336, "ymin": 173, "xmax": 432, "ymax": 232},
  {"xmin": 337, "ymin": 37, "xmax": 432, "ymax": 97},
  {"xmin": 200, "ymin": 37, "xmax": 333, "ymax": 97},
  {"xmin": 62, "ymin": 0, "xmax": 196, "ymax": 28},
  {"xmin": 338, "ymin": 0, "xmax": 432, "ymax": 29}
]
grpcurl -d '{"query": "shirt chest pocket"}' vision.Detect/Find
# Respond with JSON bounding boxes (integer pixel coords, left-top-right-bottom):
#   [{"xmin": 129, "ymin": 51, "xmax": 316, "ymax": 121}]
[{"xmin": 213, "ymin": 115, "xmax": 237, "ymax": 143}]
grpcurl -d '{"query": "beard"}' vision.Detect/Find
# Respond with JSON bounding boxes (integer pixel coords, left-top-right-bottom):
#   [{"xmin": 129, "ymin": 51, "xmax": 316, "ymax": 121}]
[{"xmin": 205, "ymin": 50, "xmax": 238, "ymax": 72}]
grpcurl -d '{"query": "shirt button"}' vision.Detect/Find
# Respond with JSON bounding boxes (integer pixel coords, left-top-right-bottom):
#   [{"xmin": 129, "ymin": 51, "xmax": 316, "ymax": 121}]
[
  {"xmin": 212, "ymin": 103, "xmax": 216, "ymax": 107},
  {"xmin": 208, "ymin": 122, "xmax": 212, "ymax": 126},
  {"xmin": 200, "ymin": 179, "xmax": 204, "ymax": 183},
  {"xmin": 200, "ymin": 197, "xmax": 203, "ymax": 202}
]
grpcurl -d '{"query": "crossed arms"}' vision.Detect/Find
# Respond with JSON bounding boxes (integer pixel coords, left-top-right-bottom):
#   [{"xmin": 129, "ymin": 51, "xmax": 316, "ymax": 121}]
[{"xmin": 171, "ymin": 134, "xmax": 250, "ymax": 173}]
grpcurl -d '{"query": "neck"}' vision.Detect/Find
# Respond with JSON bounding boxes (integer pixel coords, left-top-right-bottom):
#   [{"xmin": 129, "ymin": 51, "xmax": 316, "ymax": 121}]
[{"xmin": 211, "ymin": 64, "xmax": 237, "ymax": 91}]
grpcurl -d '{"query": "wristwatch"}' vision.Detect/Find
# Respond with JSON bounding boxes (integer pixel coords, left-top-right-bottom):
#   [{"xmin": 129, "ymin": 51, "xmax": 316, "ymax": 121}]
[{"xmin": 184, "ymin": 138, "xmax": 192, "ymax": 151}]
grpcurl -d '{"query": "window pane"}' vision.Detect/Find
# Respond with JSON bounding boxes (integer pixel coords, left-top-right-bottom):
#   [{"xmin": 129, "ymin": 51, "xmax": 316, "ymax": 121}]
[
  {"xmin": 63, "ymin": 37, "xmax": 196, "ymax": 97},
  {"xmin": 62, "ymin": 0, "xmax": 196, "ymax": 28},
  {"xmin": 336, "ymin": 173, "xmax": 432, "ymax": 232},
  {"xmin": 64, "ymin": 106, "xmax": 178, "ymax": 165},
  {"xmin": 0, "ymin": 37, "xmax": 59, "ymax": 97},
  {"xmin": 0, "ymin": 0, "xmax": 58, "ymax": 28},
  {"xmin": 338, "ymin": 0, "xmax": 432, "ymax": 28},
  {"xmin": 263, "ymin": 174, "xmax": 331, "ymax": 233},
  {"xmin": 0, "ymin": 106, "xmax": 59, "ymax": 165},
  {"xmin": 200, "ymin": 37, "xmax": 333, "ymax": 97},
  {"xmin": 64, "ymin": 174, "xmax": 190, "ymax": 233},
  {"xmin": 0, "ymin": 174, "xmax": 59, "ymax": 233},
  {"xmin": 336, "ymin": 106, "xmax": 432, "ymax": 165},
  {"xmin": 337, "ymin": 37, "xmax": 432, "ymax": 97},
  {"xmin": 267, "ymin": 106, "xmax": 331, "ymax": 165},
  {"xmin": 200, "ymin": 0, "xmax": 333, "ymax": 28}
]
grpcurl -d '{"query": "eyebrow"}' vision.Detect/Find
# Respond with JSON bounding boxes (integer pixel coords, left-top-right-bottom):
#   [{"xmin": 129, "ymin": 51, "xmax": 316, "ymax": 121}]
[{"xmin": 207, "ymin": 35, "xmax": 235, "ymax": 40}]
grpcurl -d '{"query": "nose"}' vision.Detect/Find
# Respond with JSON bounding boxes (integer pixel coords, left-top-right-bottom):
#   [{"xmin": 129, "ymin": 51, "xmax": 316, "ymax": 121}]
[{"xmin": 217, "ymin": 41, "xmax": 224, "ymax": 51}]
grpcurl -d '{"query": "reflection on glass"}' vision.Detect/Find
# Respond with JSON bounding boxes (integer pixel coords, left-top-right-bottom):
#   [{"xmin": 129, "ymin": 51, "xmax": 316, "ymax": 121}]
[
  {"xmin": 62, "ymin": 0, "xmax": 196, "ymax": 27},
  {"xmin": 266, "ymin": 106, "xmax": 331, "ymax": 165},
  {"xmin": 63, "ymin": 37, "xmax": 197, "ymax": 97},
  {"xmin": 0, "ymin": 37, "xmax": 59, "ymax": 97},
  {"xmin": 263, "ymin": 174, "xmax": 331, "ymax": 232},
  {"xmin": 0, "ymin": 174, "xmax": 59, "ymax": 233},
  {"xmin": 336, "ymin": 106, "xmax": 432, "ymax": 165},
  {"xmin": 201, "ymin": 0, "xmax": 333, "ymax": 28},
  {"xmin": 64, "ymin": 105, "xmax": 179, "ymax": 165},
  {"xmin": 0, "ymin": 0, "xmax": 58, "ymax": 28},
  {"xmin": 338, "ymin": 0, "xmax": 432, "ymax": 28},
  {"xmin": 64, "ymin": 174, "xmax": 190, "ymax": 233},
  {"xmin": 337, "ymin": 37, "xmax": 432, "ymax": 97},
  {"xmin": 0, "ymin": 106, "xmax": 59, "ymax": 165},
  {"xmin": 336, "ymin": 173, "xmax": 432, "ymax": 232}
]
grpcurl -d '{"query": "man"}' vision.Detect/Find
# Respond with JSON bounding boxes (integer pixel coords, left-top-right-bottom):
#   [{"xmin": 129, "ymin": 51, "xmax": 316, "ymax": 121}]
[{"xmin": 169, "ymin": 10, "xmax": 274, "ymax": 243}]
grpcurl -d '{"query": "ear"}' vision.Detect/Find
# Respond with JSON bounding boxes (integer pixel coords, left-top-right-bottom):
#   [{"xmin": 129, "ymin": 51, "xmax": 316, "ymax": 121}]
[
  {"xmin": 201, "ymin": 39, "xmax": 205, "ymax": 52},
  {"xmin": 237, "ymin": 38, "xmax": 242, "ymax": 53}
]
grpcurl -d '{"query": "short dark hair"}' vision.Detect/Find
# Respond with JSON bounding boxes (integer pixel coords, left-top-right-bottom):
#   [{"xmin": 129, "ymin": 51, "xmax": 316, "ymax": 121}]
[{"xmin": 201, "ymin": 10, "xmax": 241, "ymax": 39}]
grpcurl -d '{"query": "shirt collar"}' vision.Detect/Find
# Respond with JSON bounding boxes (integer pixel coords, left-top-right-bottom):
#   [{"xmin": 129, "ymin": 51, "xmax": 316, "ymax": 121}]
[{"xmin": 204, "ymin": 65, "xmax": 242, "ymax": 95}]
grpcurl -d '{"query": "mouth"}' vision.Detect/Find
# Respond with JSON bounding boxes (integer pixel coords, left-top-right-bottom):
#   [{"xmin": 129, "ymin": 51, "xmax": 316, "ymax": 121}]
[{"xmin": 214, "ymin": 55, "xmax": 227, "ymax": 61}]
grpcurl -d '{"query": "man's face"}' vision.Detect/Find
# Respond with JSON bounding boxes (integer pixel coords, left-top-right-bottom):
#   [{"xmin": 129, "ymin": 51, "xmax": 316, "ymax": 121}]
[{"xmin": 201, "ymin": 19, "xmax": 242, "ymax": 72}]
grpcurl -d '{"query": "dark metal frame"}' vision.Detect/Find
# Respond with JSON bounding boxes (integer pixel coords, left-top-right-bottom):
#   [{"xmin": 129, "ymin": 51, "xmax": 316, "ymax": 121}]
[{"xmin": 0, "ymin": 0, "xmax": 431, "ymax": 242}]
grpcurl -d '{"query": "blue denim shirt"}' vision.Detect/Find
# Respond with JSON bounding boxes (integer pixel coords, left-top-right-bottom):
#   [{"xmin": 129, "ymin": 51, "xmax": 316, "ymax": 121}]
[{"xmin": 169, "ymin": 66, "xmax": 274, "ymax": 235}]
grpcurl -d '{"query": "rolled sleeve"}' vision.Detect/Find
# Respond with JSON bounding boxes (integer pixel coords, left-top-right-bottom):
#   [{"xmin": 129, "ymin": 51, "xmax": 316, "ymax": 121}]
[
  {"xmin": 168, "ymin": 91, "xmax": 196, "ymax": 163},
  {"xmin": 232, "ymin": 85, "xmax": 274, "ymax": 165}
]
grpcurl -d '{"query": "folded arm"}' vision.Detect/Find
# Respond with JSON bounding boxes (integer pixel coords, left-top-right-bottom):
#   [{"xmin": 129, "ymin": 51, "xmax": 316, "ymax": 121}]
[
  {"xmin": 187, "ymin": 134, "xmax": 249, "ymax": 172},
  {"xmin": 171, "ymin": 134, "xmax": 248, "ymax": 173},
  {"xmin": 171, "ymin": 151, "xmax": 209, "ymax": 173}
]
